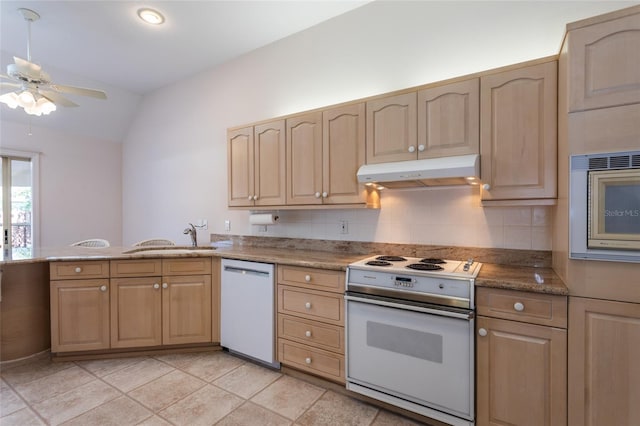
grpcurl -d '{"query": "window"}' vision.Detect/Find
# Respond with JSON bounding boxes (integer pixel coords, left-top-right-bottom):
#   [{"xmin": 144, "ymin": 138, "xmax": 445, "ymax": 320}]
[{"xmin": 1, "ymin": 150, "xmax": 39, "ymax": 259}]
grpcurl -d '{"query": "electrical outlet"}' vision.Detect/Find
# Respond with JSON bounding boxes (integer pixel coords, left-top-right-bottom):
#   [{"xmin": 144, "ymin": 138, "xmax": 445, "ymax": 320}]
[
  {"xmin": 224, "ymin": 220, "xmax": 231, "ymax": 232},
  {"xmin": 340, "ymin": 220, "xmax": 349, "ymax": 234}
]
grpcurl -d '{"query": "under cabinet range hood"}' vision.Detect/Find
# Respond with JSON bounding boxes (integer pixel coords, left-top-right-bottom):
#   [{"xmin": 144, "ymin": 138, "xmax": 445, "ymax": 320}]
[{"xmin": 357, "ymin": 154, "xmax": 481, "ymax": 189}]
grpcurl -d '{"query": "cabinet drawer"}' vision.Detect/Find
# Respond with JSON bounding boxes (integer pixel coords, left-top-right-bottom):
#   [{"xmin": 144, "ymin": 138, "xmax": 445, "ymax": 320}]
[
  {"xmin": 50, "ymin": 261, "xmax": 109, "ymax": 280},
  {"xmin": 162, "ymin": 258, "xmax": 212, "ymax": 276},
  {"xmin": 278, "ymin": 339, "xmax": 345, "ymax": 384},
  {"xmin": 476, "ymin": 287, "xmax": 567, "ymax": 328},
  {"xmin": 111, "ymin": 259, "xmax": 162, "ymax": 277},
  {"xmin": 278, "ymin": 285, "xmax": 344, "ymax": 326},
  {"xmin": 277, "ymin": 265, "xmax": 345, "ymax": 293},
  {"xmin": 278, "ymin": 314, "xmax": 344, "ymax": 354}
]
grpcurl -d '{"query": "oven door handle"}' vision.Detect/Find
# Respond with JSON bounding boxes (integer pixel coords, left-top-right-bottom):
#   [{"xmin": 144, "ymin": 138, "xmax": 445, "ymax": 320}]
[{"xmin": 345, "ymin": 294, "xmax": 474, "ymax": 320}]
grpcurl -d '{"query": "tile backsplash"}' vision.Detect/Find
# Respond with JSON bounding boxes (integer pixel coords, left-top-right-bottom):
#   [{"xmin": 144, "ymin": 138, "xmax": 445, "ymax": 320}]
[{"xmin": 250, "ymin": 186, "xmax": 552, "ymax": 251}]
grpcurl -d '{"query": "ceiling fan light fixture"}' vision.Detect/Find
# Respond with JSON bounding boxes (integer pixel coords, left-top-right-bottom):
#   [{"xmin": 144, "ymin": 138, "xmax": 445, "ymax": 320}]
[
  {"xmin": 0, "ymin": 90, "xmax": 56, "ymax": 116},
  {"xmin": 137, "ymin": 8, "xmax": 165, "ymax": 25}
]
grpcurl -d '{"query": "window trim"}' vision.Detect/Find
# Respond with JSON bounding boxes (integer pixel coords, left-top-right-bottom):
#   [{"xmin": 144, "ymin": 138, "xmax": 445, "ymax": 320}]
[{"xmin": 1, "ymin": 148, "xmax": 40, "ymax": 249}]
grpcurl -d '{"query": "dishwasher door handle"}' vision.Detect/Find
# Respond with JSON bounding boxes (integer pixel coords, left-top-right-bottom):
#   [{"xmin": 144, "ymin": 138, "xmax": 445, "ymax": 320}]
[{"xmin": 223, "ymin": 265, "xmax": 271, "ymax": 277}]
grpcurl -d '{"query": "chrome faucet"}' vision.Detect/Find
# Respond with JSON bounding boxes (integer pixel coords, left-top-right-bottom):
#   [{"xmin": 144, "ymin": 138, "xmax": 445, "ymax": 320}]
[{"xmin": 183, "ymin": 223, "xmax": 197, "ymax": 247}]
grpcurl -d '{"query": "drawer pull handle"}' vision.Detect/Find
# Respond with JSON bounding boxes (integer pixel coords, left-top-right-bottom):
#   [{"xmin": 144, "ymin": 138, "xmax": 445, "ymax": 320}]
[
  {"xmin": 514, "ymin": 302, "xmax": 525, "ymax": 312},
  {"xmin": 478, "ymin": 328, "xmax": 487, "ymax": 337},
  {"xmin": 305, "ymin": 330, "xmax": 312, "ymax": 337},
  {"xmin": 305, "ymin": 275, "xmax": 311, "ymax": 282},
  {"xmin": 162, "ymin": 283, "xmax": 168, "ymax": 289},
  {"xmin": 153, "ymin": 283, "xmax": 160, "ymax": 290},
  {"xmin": 305, "ymin": 357, "xmax": 312, "ymax": 364},
  {"xmin": 305, "ymin": 302, "xmax": 312, "ymax": 309},
  {"xmin": 100, "ymin": 285, "xmax": 107, "ymax": 292},
  {"xmin": 75, "ymin": 267, "xmax": 82, "ymax": 273}
]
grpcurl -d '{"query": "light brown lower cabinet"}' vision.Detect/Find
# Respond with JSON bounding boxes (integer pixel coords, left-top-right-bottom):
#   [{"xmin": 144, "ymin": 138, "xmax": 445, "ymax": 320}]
[
  {"xmin": 276, "ymin": 265, "xmax": 345, "ymax": 383},
  {"xmin": 476, "ymin": 287, "xmax": 567, "ymax": 426},
  {"xmin": 110, "ymin": 259, "xmax": 212, "ymax": 348},
  {"xmin": 568, "ymin": 296, "xmax": 640, "ymax": 426},
  {"xmin": 50, "ymin": 279, "xmax": 110, "ymax": 352},
  {"xmin": 51, "ymin": 258, "xmax": 214, "ymax": 354}
]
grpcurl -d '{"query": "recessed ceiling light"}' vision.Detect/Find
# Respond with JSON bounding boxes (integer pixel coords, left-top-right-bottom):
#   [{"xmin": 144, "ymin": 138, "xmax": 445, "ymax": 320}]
[{"xmin": 137, "ymin": 8, "xmax": 164, "ymax": 25}]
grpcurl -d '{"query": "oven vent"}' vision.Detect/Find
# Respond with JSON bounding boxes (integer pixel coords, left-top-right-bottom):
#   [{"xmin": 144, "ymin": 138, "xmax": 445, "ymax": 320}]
[
  {"xmin": 588, "ymin": 157, "xmax": 609, "ymax": 170},
  {"xmin": 588, "ymin": 154, "xmax": 638, "ymax": 170}
]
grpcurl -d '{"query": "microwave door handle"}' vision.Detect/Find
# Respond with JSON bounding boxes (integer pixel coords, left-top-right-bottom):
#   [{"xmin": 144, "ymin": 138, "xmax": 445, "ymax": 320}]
[{"xmin": 344, "ymin": 294, "xmax": 473, "ymax": 320}]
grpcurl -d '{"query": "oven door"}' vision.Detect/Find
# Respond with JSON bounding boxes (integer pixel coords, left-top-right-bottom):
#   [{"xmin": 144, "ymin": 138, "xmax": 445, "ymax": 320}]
[{"xmin": 345, "ymin": 293, "xmax": 474, "ymax": 423}]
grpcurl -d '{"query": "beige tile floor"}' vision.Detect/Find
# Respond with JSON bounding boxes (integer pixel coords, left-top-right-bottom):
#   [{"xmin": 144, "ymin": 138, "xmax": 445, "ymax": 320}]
[{"xmin": 0, "ymin": 351, "xmax": 426, "ymax": 426}]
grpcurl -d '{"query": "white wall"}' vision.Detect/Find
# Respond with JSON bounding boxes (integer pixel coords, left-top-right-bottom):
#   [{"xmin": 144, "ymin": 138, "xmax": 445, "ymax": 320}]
[
  {"xmin": 1, "ymin": 121, "xmax": 122, "ymax": 247},
  {"xmin": 122, "ymin": 1, "xmax": 635, "ymax": 249}
]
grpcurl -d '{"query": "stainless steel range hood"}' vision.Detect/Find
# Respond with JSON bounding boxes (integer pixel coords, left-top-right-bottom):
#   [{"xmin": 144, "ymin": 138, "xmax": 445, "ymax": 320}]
[{"xmin": 357, "ymin": 154, "xmax": 480, "ymax": 189}]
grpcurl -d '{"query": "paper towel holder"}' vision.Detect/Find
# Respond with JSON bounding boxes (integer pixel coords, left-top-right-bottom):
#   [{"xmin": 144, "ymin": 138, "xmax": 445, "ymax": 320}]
[{"xmin": 249, "ymin": 213, "xmax": 279, "ymax": 226}]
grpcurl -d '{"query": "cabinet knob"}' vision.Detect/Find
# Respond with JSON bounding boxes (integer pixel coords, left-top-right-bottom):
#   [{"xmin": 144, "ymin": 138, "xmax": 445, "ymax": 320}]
[
  {"xmin": 100, "ymin": 285, "xmax": 107, "ymax": 292},
  {"xmin": 408, "ymin": 146, "xmax": 416, "ymax": 153},
  {"xmin": 514, "ymin": 302, "xmax": 525, "ymax": 312},
  {"xmin": 322, "ymin": 192, "xmax": 327, "ymax": 198},
  {"xmin": 75, "ymin": 267, "xmax": 82, "ymax": 273},
  {"xmin": 305, "ymin": 302, "xmax": 312, "ymax": 309},
  {"xmin": 253, "ymin": 195, "xmax": 258, "ymax": 201},
  {"xmin": 305, "ymin": 330, "xmax": 312, "ymax": 338},
  {"xmin": 418, "ymin": 144, "xmax": 425, "ymax": 152},
  {"xmin": 478, "ymin": 328, "xmax": 487, "ymax": 337},
  {"xmin": 153, "ymin": 283, "xmax": 160, "ymax": 290},
  {"xmin": 162, "ymin": 283, "xmax": 168, "ymax": 289},
  {"xmin": 315, "ymin": 192, "xmax": 321, "ymax": 198},
  {"xmin": 305, "ymin": 275, "xmax": 311, "ymax": 282},
  {"xmin": 305, "ymin": 357, "xmax": 312, "ymax": 364},
  {"xmin": 248, "ymin": 196, "xmax": 253, "ymax": 201},
  {"xmin": 482, "ymin": 183, "xmax": 491, "ymax": 191}
]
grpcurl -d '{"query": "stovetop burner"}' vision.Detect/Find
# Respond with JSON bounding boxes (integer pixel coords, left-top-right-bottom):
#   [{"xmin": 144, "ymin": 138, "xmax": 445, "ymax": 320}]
[
  {"xmin": 365, "ymin": 260, "xmax": 392, "ymax": 267},
  {"xmin": 419, "ymin": 258, "xmax": 446, "ymax": 264},
  {"xmin": 375, "ymin": 256, "xmax": 407, "ymax": 262},
  {"xmin": 406, "ymin": 263, "xmax": 444, "ymax": 271}
]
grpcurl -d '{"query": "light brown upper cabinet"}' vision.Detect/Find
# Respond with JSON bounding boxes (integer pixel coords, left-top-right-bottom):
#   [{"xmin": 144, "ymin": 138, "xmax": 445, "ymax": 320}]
[
  {"xmin": 480, "ymin": 60, "xmax": 558, "ymax": 204},
  {"xmin": 287, "ymin": 104, "xmax": 366, "ymax": 205},
  {"xmin": 228, "ymin": 120, "xmax": 286, "ymax": 207},
  {"xmin": 417, "ymin": 78, "xmax": 480, "ymax": 158},
  {"xmin": 287, "ymin": 112, "xmax": 323, "ymax": 205},
  {"xmin": 568, "ymin": 9, "xmax": 640, "ymax": 112},
  {"xmin": 366, "ymin": 92, "xmax": 417, "ymax": 164}
]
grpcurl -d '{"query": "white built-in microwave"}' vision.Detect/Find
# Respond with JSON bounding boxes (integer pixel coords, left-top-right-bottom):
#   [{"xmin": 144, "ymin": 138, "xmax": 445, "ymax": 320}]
[{"xmin": 570, "ymin": 150, "xmax": 640, "ymax": 263}]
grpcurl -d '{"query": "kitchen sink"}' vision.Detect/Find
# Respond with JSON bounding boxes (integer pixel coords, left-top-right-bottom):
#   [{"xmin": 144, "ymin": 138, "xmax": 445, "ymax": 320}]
[{"xmin": 124, "ymin": 247, "xmax": 216, "ymax": 255}]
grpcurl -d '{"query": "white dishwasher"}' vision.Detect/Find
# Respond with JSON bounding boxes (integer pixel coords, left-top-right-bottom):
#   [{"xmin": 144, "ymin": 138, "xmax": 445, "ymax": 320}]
[{"xmin": 220, "ymin": 258, "xmax": 278, "ymax": 367}]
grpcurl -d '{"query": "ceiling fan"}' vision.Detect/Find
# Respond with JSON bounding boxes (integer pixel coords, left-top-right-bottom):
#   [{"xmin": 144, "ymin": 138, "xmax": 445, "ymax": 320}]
[{"xmin": 0, "ymin": 8, "xmax": 107, "ymax": 116}]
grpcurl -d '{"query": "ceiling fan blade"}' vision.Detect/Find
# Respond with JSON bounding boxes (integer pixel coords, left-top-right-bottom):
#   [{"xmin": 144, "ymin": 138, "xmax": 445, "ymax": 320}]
[
  {"xmin": 39, "ymin": 90, "xmax": 79, "ymax": 107},
  {"xmin": 50, "ymin": 84, "xmax": 107, "ymax": 100},
  {"xmin": 1, "ymin": 82, "xmax": 22, "ymax": 91},
  {"xmin": 13, "ymin": 56, "xmax": 42, "ymax": 75}
]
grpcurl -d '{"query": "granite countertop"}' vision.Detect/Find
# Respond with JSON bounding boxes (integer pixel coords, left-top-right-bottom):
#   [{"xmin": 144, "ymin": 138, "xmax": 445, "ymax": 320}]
[
  {"xmin": 475, "ymin": 263, "xmax": 568, "ymax": 295},
  {"xmin": 1, "ymin": 244, "xmax": 568, "ymax": 295}
]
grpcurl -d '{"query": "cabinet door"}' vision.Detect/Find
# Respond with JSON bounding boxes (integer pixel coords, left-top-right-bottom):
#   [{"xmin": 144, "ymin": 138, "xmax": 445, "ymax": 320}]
[
  {"xmin": 477, "ymin": 316, "xmax": 567, "ymax": 426},
  {"xmin": 480, "ymin": 61, "xmax": 557, "ymax": 201},
  {"xmin": 323, "ymin": 103, "xmax": 366, "ymax": 204},
  {"xmin": 254, "ymin": 120, "xmax": 286, "ymax": 206},
  {"xmin": 50, "ymin": 279, "xmax": 110, "ymax": 352},
  {"xmin": 287, "ymin": 112, "xmax": 323, "ymax": 205},
  {"xmin": 162, "ymin": 275, "xmax": 212, "ymax": 345},
  {"xmin": 366, "ymin": 92, "xmax": 417, "ymax": 164},
  {"xmin": 228, "ymin": 126, "xmax": 255, "ymax": 207},
  {"xmin": 110, "ymin": 277, "xmax": 162, "ymax": 348},
  {"xmin": 568, "ymin": 11, "xmax": 640, "ymax": 112},
  {"xmin": 568, "ymin": 297, "xmax": 640, "ymax": 426},
  {"xmin": 418, "ymin": 78, "xmax": 479, "ymax": 158}
]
